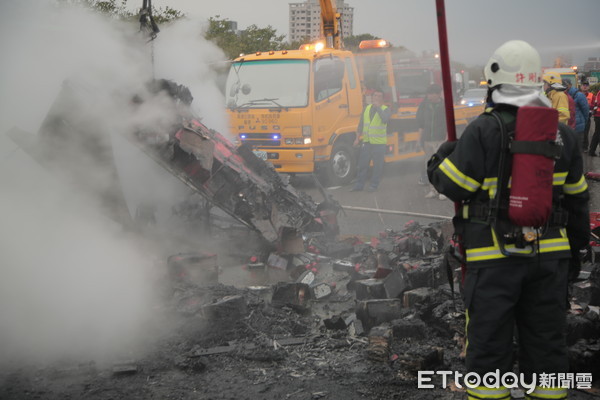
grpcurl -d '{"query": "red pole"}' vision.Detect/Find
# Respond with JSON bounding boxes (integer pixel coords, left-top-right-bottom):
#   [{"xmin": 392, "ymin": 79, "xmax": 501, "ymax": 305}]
[
  {"xmin": 435, "ymin": 0, "xmax": 466, "ymax": 281},
  {"xmin": 435, "ymin": 0, "xmax": 457, "ymax": 142}
]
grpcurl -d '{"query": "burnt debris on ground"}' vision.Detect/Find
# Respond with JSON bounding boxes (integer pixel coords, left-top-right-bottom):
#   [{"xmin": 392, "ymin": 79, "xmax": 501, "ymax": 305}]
[{"xmin": 3, "ymin": 217, "xmax": 599, "ymax": 399}]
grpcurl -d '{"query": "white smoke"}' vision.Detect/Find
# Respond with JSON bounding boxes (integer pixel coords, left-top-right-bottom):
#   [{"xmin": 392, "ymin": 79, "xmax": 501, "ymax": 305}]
[
  {"xmin": 0, "ymin": 0, "xmax": 229, "ymax": 364},
  {"xmin": 153, "ymin": 17, "xmax": 230, "ymax": 132}
]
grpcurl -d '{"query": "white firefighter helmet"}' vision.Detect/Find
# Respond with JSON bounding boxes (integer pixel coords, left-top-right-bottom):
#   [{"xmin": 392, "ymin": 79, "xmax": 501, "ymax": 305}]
[{"xmin": 484, "ymin": 40, "xmax": 542, "ymax": 88}]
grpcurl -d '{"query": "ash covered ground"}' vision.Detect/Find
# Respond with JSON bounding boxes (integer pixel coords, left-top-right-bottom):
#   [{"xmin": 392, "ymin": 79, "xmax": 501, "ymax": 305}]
[{"xmin": 1, "ymin": 194, "xmax": 599, "ymax": 400}]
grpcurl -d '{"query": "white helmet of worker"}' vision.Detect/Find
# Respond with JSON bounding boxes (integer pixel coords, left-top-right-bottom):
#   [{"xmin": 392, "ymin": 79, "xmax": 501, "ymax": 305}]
[{"xmin": 484, "ymin": 40, "xmax": 542, "ymax": 88}]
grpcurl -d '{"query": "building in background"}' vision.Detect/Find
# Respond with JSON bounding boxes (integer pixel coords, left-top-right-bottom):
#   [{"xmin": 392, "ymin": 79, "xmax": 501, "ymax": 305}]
[
  {"xmin": 583, "ymin": 57, "xmax": 600, "ymax": 73},
  {"xmin": 226, "ymin": 20, "xmax": 239, "ymax": 34},
  {"xmin": 289, "ymin": 0, "xmax": 353, "ymax": 44}
]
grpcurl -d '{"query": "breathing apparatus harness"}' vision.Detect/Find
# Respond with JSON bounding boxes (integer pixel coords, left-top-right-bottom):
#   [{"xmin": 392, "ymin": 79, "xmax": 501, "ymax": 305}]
[{"xmin": 467, "ymin": 107, "xmax": 565, "ymax": 257}]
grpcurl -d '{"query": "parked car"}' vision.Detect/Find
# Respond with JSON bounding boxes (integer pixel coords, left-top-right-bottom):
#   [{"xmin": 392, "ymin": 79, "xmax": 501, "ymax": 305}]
[{"xmin": 460, "ymin": 88, "xmax": 487, "ymax": 107}]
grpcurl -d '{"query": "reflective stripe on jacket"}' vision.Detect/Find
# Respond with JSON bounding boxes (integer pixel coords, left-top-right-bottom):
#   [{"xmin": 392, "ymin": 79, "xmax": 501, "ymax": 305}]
[
  {"xmin": 527, "ymin": 386, "xmax": 568, "ymax": 400},
  {"xmin": 466, "ymin": 385, "xmax": 510, "ymax": 400},
  {"xmin": 428, "ymin": 106, "xmax": 590, "ymax": 266},
  {"xmin": 362, "ymin": 104, "xmax": 389, "ymax": 144}
]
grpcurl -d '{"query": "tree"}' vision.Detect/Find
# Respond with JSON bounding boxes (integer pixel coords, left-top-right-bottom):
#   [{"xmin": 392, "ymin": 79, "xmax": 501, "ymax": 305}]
[
  {"xmin": 204, "ymin": 17, "xmax": 287, "ymax": 60},
  {"xmin": 205, "ymin": 16, "xmax": 241, "ymax": 59},
  {"xmin": 56, "ymin": 0, "xmax": 183, "ymax": 23},
  {"xmin": 239, "ymin": 25, "xmax": 286, "ymax": 53},
  {"xmin": 151, "ymin": 6, "xmax": 183, "ymax": 24}
]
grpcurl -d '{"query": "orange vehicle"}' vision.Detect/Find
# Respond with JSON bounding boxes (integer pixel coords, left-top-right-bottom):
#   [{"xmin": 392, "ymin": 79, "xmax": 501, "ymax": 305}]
[{"xmin": 225, "ymin": 0, "xmax": 482, "ymax": 185}]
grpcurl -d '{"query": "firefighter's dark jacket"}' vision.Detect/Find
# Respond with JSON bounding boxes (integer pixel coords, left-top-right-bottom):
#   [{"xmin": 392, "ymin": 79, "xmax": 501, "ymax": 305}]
[{"xmin": 428, "ymin": 105, "xmax": 590, "ymax": 266}]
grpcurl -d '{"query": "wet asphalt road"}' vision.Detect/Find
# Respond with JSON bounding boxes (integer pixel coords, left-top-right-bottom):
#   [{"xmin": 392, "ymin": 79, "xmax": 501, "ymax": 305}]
[
  {"xmin": 297, "ymin": 119, "xmax": 599, "ymax": 239},
  {"xmin": 294, "ymin": 157, "xmax": 456, "ymax": 238}
]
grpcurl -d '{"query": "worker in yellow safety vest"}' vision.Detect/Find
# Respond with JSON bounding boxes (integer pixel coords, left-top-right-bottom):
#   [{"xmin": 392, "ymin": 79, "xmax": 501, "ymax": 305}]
[{"xmin": 351, "ymin": 89, "xmax": 391, "ymax": 192}]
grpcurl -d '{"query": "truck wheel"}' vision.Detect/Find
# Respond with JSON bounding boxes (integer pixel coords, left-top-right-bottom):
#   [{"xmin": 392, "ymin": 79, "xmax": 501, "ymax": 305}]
[{"xmin": 325, "ymin": 141, "xmax": 356, "ymax": 186}]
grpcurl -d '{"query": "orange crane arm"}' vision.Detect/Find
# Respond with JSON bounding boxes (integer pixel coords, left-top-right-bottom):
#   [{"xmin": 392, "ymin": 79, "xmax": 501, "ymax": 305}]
[{"xmin": 319, "ymin": 0, "xmax": 342, "ymax": 49}]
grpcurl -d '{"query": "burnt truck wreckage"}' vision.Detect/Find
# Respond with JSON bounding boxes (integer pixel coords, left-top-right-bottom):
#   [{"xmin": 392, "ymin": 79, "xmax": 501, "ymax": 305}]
[
  {"xmin": 8, "ymin": 78, "xmax": 338, "ymax": 246},
  {"xmin": 5, "ymin": 80, "xmax": 600, "ymax": 398}
]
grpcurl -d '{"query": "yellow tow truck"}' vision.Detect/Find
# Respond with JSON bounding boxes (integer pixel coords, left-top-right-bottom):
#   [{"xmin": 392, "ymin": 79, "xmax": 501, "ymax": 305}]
[{"xmin": 225, "ymin": 0, "xmax": 483, "ymax": 185}]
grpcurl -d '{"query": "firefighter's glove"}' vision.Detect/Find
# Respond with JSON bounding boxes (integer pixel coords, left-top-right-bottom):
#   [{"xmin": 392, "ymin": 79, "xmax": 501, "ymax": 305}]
[
  {"xmin": 568, "ymin": 253, "xmax": 582, "ymax": 283},
  {"xmin": 436, "ymin": 141, "xmax": 457, "ymax": 159}
]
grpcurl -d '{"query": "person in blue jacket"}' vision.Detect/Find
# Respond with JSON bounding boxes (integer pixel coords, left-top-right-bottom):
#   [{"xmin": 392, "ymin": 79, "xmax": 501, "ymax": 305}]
[{"xmin": 564, "ymin": 79, "xmax": 590, "ymax": 149}]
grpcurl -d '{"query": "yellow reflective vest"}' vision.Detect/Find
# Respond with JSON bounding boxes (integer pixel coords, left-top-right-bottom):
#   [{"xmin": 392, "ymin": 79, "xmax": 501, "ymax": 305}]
[{"xmin": 362, "ymin": 104, "xmax": 389, "ymax": 144}]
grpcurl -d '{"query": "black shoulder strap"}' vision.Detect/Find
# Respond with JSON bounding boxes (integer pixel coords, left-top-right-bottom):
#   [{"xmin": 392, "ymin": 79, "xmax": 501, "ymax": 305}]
[
  {"xmin": 489, "ymin": 110, "xmax": 538, "ymax": 257},
  {"xmin": 489, "ymin": 110, "xmax": 513, "ymax": 222}
]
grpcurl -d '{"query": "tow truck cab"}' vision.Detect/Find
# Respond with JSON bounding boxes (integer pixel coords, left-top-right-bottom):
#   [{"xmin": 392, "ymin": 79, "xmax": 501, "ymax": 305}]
[{"xmin": 225, "ymin": 48, "xmax": 363, "ymax": 180}]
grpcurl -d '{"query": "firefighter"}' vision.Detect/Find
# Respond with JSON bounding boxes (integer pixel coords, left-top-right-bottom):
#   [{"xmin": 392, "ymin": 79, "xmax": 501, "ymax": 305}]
[
  {"xmin": 427, "ymin": 40, "xmax": 589, "ymax": 400},
  {"xmin": 543, "ymin": 72, "xmax": 571, "ymax": 125}
]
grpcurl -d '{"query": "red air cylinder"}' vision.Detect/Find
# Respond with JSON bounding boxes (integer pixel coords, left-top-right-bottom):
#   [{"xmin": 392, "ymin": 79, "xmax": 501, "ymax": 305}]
[{"xmin": 509, "ymin": 106, "xmax": 558, "ymax": 227}]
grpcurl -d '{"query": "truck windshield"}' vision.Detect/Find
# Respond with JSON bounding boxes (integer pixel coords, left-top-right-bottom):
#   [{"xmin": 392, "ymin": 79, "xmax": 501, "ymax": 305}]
[
  {"xmin": 226, "ymin": 59, "xmax": 310, "ymax": 109},
  {"xmin": 394, "ymin": 68, "xmax": 433, "ymax": 99}
]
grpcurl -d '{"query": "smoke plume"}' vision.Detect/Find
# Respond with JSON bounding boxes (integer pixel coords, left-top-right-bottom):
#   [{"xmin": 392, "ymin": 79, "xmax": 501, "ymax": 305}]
[{"xmin": 0, "ymin": 0, "xmax": 228, "ymax": 364}]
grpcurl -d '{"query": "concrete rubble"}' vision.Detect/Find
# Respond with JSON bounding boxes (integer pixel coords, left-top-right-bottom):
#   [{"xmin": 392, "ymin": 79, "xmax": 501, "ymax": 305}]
[
  {"xmin": 164, "ymin": 220, "xmax": 464, "ymax": 366},
  {"xmin": 155, "ymin": 215, "xmax": 600, "ymax": 395}
]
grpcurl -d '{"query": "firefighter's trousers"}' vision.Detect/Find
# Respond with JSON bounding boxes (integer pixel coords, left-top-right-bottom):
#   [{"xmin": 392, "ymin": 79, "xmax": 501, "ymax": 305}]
[{"xmin": 463, "ymin": 257, "xmax": 569, "ymax": 398}]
